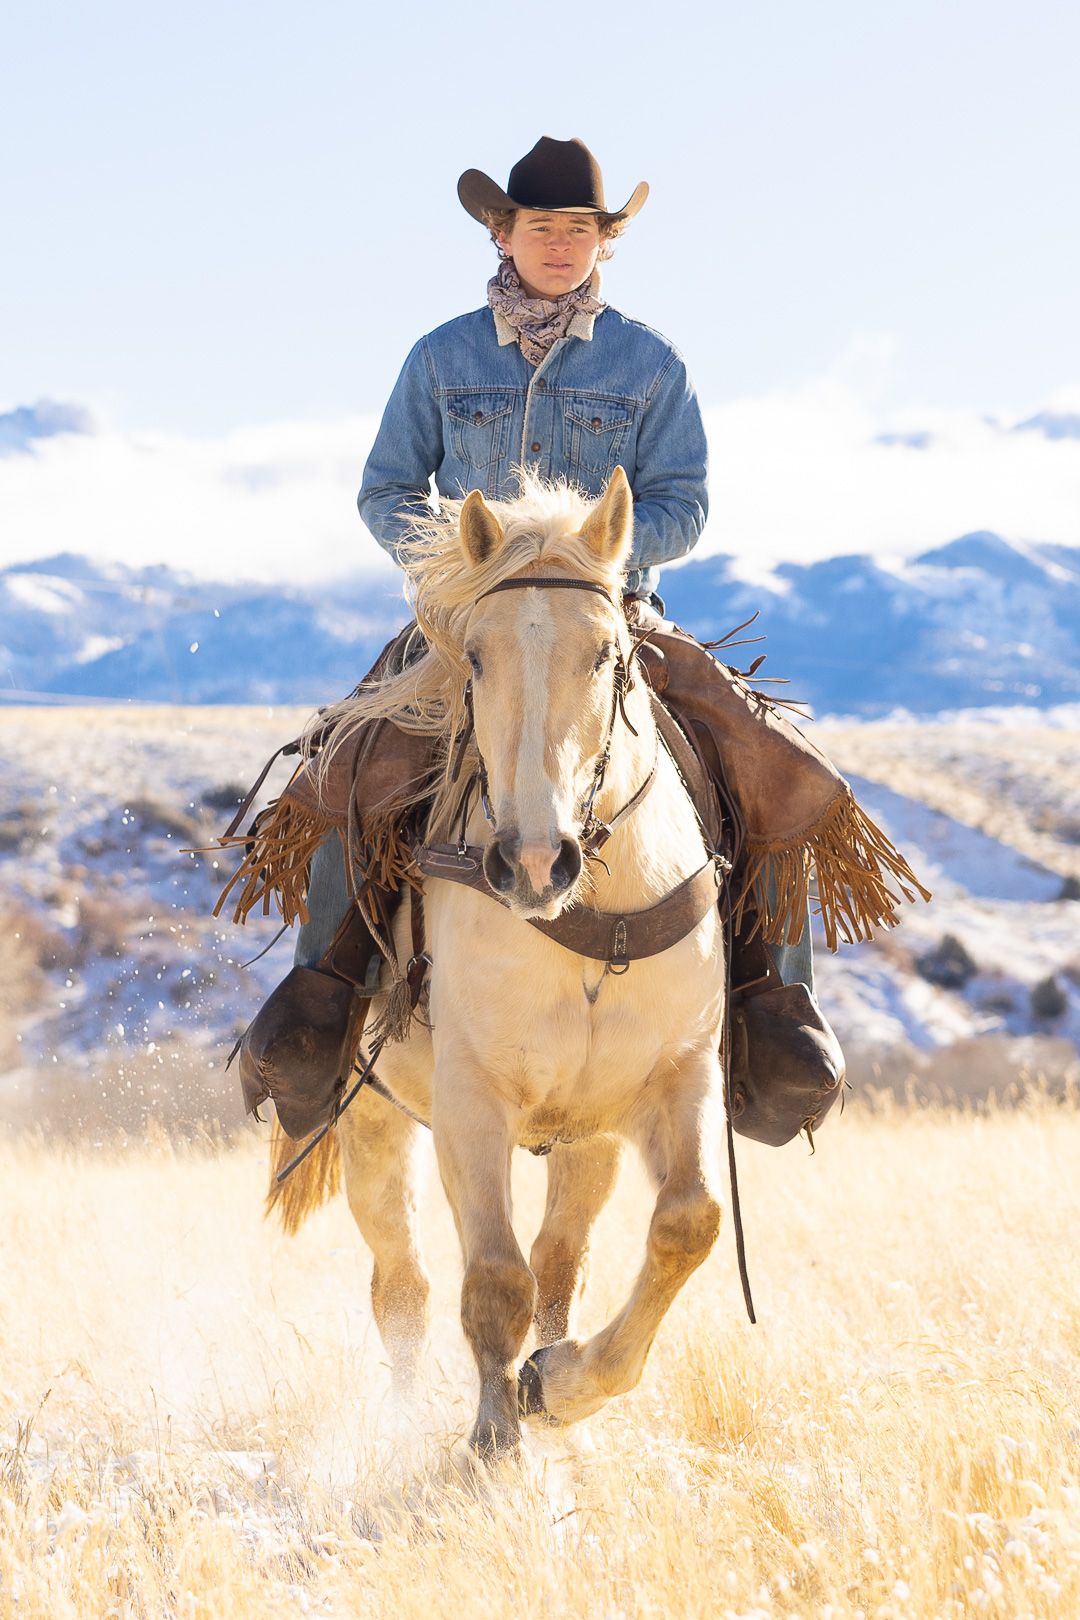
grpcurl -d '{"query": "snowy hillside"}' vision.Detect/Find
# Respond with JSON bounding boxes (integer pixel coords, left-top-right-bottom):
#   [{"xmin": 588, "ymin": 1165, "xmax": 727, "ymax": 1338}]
[
  {"xmin": 659, "ymin": 533, "xmax": 1080, "ymax": 715},
  {"xmin": 2, "ymin": 532, "xmax": 1078, "ymax": 713},
  {"xmin": 0, "ymin": 556, "xmax": 406, "ymax": 705},
  {"xmin": 0, "ymin": 704, "xmax": 1076, "ymax": 1130}
]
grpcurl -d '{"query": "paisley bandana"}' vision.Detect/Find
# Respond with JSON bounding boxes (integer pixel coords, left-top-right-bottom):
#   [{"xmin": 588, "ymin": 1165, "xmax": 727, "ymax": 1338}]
[{"xmin": 486, "ymin": 258, "xmax": 606, "ymax": 367}]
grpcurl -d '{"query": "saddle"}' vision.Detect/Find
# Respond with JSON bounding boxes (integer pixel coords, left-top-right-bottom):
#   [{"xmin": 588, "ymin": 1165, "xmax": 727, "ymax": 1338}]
[{"xmin": 216, "ymin": 616, "xmax": 914, "ymax": 1148}]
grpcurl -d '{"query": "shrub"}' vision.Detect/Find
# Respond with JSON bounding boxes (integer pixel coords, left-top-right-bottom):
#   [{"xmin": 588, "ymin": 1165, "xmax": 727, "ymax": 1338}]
[
  {"xmin": 125, "ymin": 796, "xmax": 202, "ymax": 842},
  {"xmin": 1031, "ymin": 975, "xmax": 1068, "ymax": 1022},
  {"xmin": 916, "ymin": 933, "xmax": 978, "ymax": 990},
  {"xmin": 201, "ymin": 782, "xmax": 250, "ymax": 813},
  {"xmin": 0, "ymin": 803, "xmax": 49, "ymax": 855}
]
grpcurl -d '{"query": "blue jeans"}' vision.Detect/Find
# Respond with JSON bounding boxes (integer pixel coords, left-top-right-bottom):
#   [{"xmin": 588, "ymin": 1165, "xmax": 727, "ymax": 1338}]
[
  {"xmin": 294, "ymin": 835, "xmax": 352, "ymax": 969},
  {"xmin": 766, "ymin": 907, "xmax": 815, "ymax": 994},
  {"xmin": 295, "ymin": 835, "xmax": 815, "ymax": 993}
]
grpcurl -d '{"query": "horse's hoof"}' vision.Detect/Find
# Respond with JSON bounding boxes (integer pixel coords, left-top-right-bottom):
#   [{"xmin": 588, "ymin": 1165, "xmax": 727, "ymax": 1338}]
[
  {"xmin": 518, "ymin": 1347, "xmax": 560, "ymax": 1424},
  {"xmin": 468, "ymin": 1421, "xmax": 521, "ymax": 1462}
]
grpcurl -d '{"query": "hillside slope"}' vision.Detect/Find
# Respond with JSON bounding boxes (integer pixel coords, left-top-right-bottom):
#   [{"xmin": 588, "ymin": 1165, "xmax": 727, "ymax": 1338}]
[{"xmin": 1, "ymin": 705, "xmax": 1077, "ymax": 1127}]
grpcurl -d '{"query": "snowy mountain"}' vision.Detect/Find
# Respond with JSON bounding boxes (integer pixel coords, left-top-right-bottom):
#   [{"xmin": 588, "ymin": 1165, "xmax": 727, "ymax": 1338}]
[
  {"xmin": 660, "ymin": 531, "xmax": 1080, "ymax": 715},
  {"xmin": 0, "ymin": 400, "xmax": 94, "ymax": 454},
  {"xmin": 0, "ymin": 555, "xmax": 407, "ymax": 705},
  {"xmin": 1, "ymin": 532, "xmax": 1078, "ymax": 714},
  {"xmin": 1013, "ymin": 411, "xmax": 1080, "ymax": 442}
]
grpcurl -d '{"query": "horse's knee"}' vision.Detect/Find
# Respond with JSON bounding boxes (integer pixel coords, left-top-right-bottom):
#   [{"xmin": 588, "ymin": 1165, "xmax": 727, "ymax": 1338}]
[
  {"xmin": 530, "ymin": 1232, "xmax": 580, "ymax": 1300},
  {"xmin": 649, "ymin": 1189, "xmax": 722, "ymax": 1271},
  {"xmin": 372, "ymin": 1259, "xmax": 429, "ymax": 1334},
  {"xmin": 530, "ymin": 1234, "xmax": 584, "ymax": 1343},
  {"xmin": 461, "ymin": 1256, "xmax": 536, "ymax": 1363}
]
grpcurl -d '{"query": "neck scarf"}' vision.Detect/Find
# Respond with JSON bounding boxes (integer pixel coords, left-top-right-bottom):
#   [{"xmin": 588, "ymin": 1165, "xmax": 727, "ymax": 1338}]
[{"xmin": 486, "ymin": 258, "xmax": 605, "ymax": 367}]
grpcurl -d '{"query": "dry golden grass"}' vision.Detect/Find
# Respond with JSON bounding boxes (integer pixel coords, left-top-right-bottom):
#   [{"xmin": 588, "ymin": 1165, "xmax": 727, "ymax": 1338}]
[{"xmin": 2, "ymin": 1101, "xmax": 1080, "ymax": 1617}]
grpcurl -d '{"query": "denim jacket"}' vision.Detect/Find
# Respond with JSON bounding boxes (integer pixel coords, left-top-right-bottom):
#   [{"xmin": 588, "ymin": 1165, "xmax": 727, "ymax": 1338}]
[{"xmin": 358, "ymin": 303, "xmax": 709, "ymax": 597}]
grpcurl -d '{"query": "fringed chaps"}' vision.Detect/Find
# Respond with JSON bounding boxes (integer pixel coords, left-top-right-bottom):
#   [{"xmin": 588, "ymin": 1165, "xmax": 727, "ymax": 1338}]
[
  {"xmin": 638, "ymin": 624, "xmax": 930, "ymax": 949},
  {"xmin": 214, "ymin": 621, "xmax": 930, "ymax": 965}
]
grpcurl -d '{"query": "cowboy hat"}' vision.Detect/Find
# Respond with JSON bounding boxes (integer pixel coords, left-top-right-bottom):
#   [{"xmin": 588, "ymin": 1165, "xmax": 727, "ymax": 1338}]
[{"xmin": 458, "ymin": 136, "xmax": 648, "ymax": 223}]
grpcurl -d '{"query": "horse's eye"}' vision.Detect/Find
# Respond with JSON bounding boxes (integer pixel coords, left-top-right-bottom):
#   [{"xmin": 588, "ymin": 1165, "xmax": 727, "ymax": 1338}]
[
  {"xmin": 593, "ymin": 643, "xmax": 612, "ymax": 673},
  {"xmin": 466, "ymin": 650, "xmax": 483, "ymax": 679}
]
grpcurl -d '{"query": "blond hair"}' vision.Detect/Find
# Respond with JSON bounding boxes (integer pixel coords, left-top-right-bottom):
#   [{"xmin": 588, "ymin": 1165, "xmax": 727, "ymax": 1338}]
[{"xmin": 305, "ymin": 473, "xmax": 624, "ymax": 830}]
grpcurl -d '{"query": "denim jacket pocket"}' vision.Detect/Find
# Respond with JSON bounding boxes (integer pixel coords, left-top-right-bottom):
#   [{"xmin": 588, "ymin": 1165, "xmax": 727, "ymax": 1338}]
[
  {"xmin": 445, "ymin": 392, "xmax": 515, "ymax": 471},
  {"xmin": 563, "ymin": 398, "xmax": 636, "ymax": 481}
]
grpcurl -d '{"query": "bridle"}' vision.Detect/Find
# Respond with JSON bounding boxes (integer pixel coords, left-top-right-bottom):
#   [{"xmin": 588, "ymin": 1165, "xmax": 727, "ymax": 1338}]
[
  {"xmin": 452, "ymin": 574, "xmax": 658, "ymax": 859},
  {"xmin": 417, "ymin": 569, "xmax": 727, "ymax": 978}
]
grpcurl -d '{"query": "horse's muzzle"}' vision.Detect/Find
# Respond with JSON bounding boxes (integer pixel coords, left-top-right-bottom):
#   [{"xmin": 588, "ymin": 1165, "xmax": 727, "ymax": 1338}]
[{"xmin": 484, "ymin": 830, "xmax": 582, "ymax": 912}]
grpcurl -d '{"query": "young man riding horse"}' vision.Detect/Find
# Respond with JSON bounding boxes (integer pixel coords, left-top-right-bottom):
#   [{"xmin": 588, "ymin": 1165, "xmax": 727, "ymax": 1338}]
[
  {"xmin": 344, "ymin": 142, "xmax": 803, "ymax": 984},
  {"xmin": 295, "ymin": 137, "xmax": 810, "ymax": 989},
  {"xmin": 225, "ymin": 135, "xmax": 925, "ymax": 1140},
  {"xmin": 218, "ymin": 143, "xmax": 926, "ymax": 1448}
]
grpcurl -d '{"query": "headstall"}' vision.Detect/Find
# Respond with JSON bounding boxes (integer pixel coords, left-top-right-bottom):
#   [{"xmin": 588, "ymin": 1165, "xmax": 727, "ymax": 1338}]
[{"xmin": 457, "ymin": 575, "xmax": 654, "ymax": 855}]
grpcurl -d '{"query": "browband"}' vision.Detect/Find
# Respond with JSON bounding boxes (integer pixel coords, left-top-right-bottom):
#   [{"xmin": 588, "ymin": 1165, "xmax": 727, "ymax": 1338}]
[{"xmin": 476, "ymin": 577, "xmax": 615, "ymax": 605}]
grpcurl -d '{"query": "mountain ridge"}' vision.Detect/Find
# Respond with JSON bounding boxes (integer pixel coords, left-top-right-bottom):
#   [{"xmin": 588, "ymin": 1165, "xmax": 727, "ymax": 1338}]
[{"xmin": 2, "ymin": 532, "xmax": 1077, "ymax": 714}]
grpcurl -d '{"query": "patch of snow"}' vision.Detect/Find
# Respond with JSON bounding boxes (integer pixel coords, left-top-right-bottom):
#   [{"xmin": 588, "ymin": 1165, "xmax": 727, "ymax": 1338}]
[
  {"xmin": 727, "ymin": 556, "xmax": 793, "ymax": 596},
  {"xmin": 73, "ymin": 633, "xmax": 124, "ymax": 664},
  {"xmin": 5, "ymin": 573, "xmax": 83, "ymax": 614},
  {"xmin": 846, "ymin": 775, "xmax": 1063, "ymax": 904}
]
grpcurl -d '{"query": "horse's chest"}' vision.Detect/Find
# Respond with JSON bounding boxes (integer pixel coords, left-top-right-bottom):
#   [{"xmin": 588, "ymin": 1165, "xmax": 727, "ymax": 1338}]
[
  {"xmin": 449, "ymin": 951, "xmax": 720, "ymax": 1120},
  {"xmin": 425, "ymin": 878, "xmax": 723, "ymax": 1128}
]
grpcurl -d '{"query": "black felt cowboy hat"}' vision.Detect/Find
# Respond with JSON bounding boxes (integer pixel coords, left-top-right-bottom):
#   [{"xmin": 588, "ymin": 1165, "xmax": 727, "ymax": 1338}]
[{"xmin": 458, "ymin": 136, "xmax": 649, "ymax": 223}]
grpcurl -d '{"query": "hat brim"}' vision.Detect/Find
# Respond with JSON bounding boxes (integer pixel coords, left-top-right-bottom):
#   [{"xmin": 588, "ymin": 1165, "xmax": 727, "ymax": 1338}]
[{"xmin": 457, "ymin": 169, "xmax": 648, "ymax": 224}]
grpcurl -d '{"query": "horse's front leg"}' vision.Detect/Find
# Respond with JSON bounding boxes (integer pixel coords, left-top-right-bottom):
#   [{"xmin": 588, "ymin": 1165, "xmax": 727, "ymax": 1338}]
[
  {"xmin": 530, "ymin": 1135, "xmax": 622, "ymax": 1344},
  {"xmin": 433, "ymin": 1056, "xmax": 536, "ymax": 1459},
  {"xmin": 519, "ymin": 1051, "xmax": 723, "ymax": 1427}
]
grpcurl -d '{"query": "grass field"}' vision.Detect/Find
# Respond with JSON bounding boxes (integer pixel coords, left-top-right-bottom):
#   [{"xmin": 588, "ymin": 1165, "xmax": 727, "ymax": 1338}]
[{"xmin": 3, "ymin": 1099, "xmax": 1079, "ymax": 1618}]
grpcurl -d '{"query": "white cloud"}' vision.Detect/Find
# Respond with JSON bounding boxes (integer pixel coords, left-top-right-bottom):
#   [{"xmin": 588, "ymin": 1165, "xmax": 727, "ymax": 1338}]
[
  {"xmin": 3, "ymin": 359, "xmax": 1079, "ymax": 584},
  {"xmin": 0, "ymin": 414, "xmax": 397, "ymax": 584},
  {"xmin": 700, "ymin": 376, "xmax": 1080, "ymax": 565}
]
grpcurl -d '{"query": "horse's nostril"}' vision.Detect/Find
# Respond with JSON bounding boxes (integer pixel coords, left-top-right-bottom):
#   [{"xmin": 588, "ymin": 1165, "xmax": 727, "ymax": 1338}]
[
  {"xmin": 483, "ymin": 836, "xmax": 518, "ymax": 896},
  {"xmin": 551, "ymin": 838, "xmax": 582, "ymax": 893}
]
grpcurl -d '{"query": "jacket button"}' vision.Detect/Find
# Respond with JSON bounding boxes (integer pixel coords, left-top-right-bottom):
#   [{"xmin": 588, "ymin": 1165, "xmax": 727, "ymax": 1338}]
[
  {"xmin": 473, "ymin": 411, "xmax": 483, "ymax": 424},
  {"xmin": 535, "ymin": 378, "xmax": 546, "ymax": 390},
  {"xmin": 591, "ymin": 417, "xmax": 602, "ymax": 429},
  {"xmin": 530, "ymin": 441, "xmax": 542, "ymax": 453}
]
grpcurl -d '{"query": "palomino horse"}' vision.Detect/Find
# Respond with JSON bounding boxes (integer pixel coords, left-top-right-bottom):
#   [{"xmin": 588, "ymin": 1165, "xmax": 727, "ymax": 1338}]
[{"xmin": 277, "ymin": 468, "xmax": 727, "ymax": 1457}]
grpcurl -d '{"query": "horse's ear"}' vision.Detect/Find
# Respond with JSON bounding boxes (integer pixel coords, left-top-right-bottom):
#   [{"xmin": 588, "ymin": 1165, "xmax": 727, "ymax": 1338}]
[
  {"xmin": 459, "ymin": 490, "xmax": 504, "ymax": 568},
  {"xmin": 580, "ymin": 466, "xmax": 633, "ymax": 565}
]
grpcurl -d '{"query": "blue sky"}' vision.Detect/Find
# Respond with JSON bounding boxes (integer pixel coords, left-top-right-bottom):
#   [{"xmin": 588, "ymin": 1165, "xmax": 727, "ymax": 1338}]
[{"xmin": 3, "ymin": 0, "xmax": 1079, "ymax": 579}]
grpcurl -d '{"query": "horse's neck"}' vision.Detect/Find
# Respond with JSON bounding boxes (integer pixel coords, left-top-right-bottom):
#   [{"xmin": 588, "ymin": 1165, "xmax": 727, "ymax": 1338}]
[{"xmin": 586, "ymin": 687, "xmax": 706, "ymax": 913}]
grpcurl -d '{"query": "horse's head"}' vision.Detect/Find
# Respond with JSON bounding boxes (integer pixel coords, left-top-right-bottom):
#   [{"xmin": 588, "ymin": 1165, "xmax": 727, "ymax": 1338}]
[{"xmin": 458, "ymin": 468, "xmax": 637, "ymax": 920}]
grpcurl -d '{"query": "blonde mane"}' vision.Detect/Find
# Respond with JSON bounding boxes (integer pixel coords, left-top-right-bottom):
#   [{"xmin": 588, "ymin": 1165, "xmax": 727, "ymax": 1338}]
[{"xmin": 306, "ymin": 473, "xmax": 626, "ymax": 823}]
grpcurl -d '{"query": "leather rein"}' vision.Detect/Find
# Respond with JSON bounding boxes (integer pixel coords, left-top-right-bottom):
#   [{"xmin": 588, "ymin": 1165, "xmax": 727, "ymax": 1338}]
[{"xmin": 415, "ymin": 576, "xmax": 725, "ymax": 970}]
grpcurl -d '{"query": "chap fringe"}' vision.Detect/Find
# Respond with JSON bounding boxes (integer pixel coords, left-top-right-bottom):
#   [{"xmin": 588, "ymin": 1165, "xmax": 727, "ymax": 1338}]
[{"xmin": 732, "ymin": 784, "xmax": 933, "ymax": 953}]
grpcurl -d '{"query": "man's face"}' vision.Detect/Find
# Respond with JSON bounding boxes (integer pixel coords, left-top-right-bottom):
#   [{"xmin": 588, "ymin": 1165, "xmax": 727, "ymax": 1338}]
[{"xmin": 498, "ymin": 210, "xmax": 602, "ymax": 299}]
